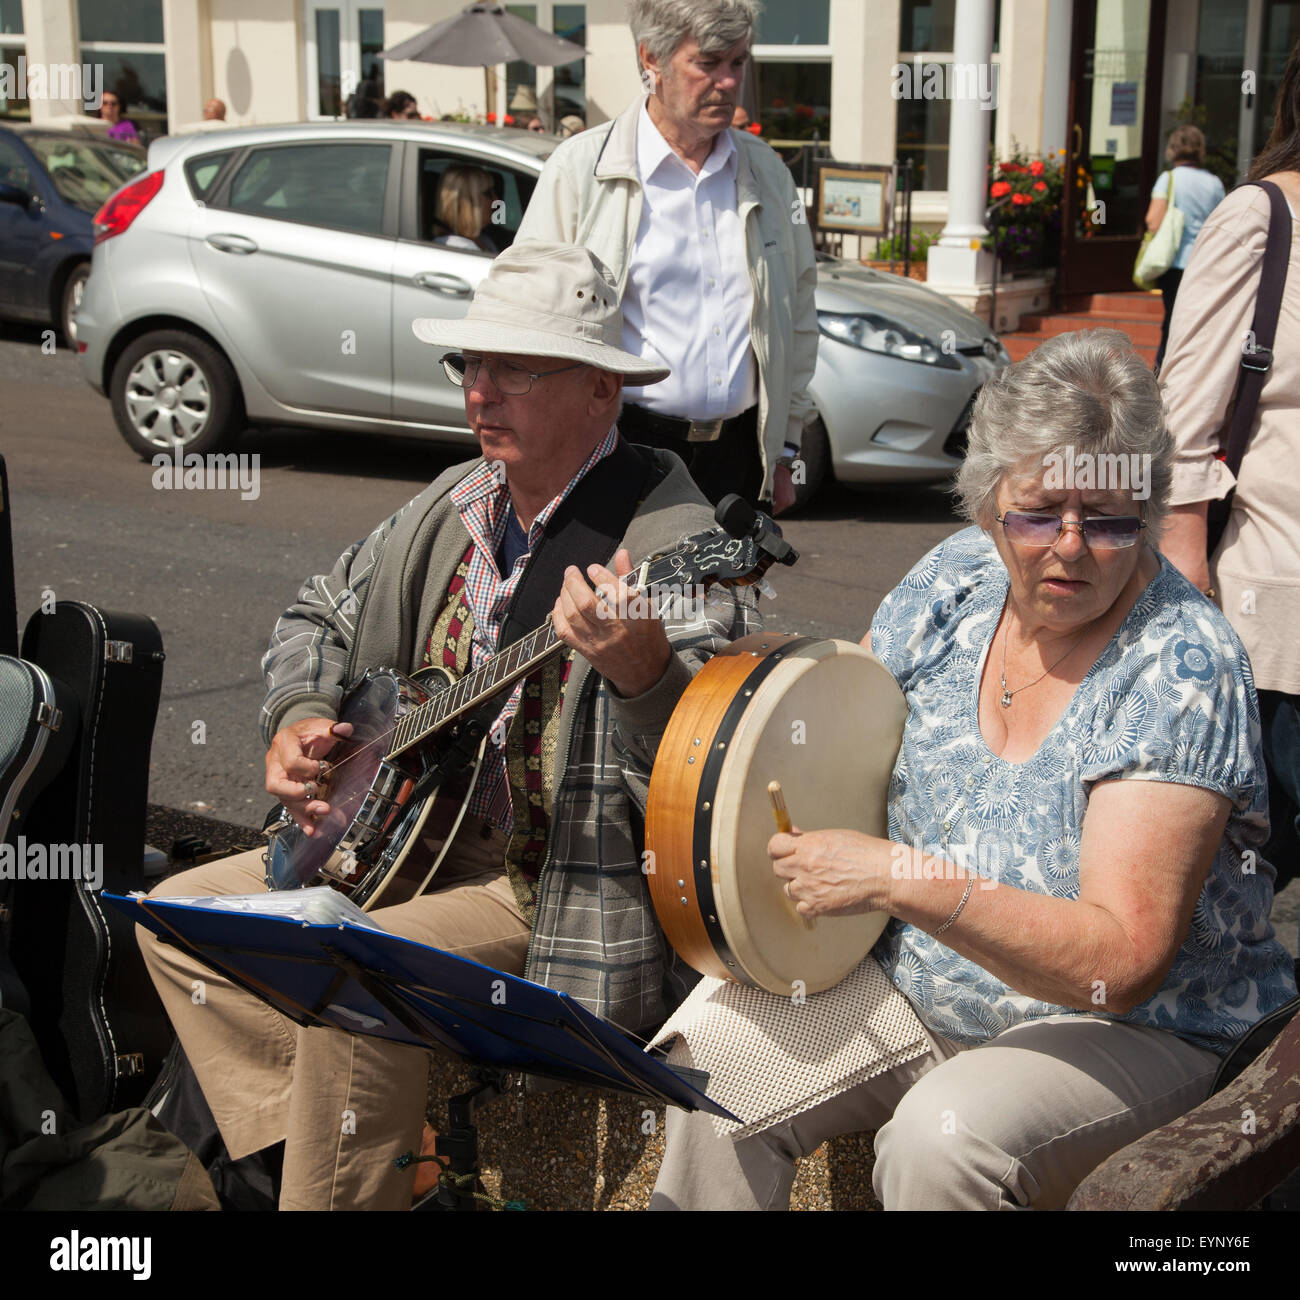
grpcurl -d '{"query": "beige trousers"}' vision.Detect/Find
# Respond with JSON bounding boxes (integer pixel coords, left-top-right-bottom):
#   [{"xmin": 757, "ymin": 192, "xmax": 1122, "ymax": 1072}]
[
  {"xmin": 136, "ymin": 824, "xmax": 530, "ymax": 1211},
  {"xmin": 651, "ymin": 1011, "xmax": 1221, "ymax": 1211}
]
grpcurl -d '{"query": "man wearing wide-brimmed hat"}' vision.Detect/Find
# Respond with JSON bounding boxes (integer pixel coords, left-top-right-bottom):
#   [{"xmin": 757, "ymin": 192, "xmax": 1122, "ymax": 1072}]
[{"xmin": 135, "ymin": 242, "xmax": 762, "ymax": 1210}]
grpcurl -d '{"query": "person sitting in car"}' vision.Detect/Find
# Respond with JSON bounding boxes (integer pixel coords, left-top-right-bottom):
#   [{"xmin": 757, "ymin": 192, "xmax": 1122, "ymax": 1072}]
[{"xmin": 433, "ymin": 166, "xmax": 505, "ymax": 252}]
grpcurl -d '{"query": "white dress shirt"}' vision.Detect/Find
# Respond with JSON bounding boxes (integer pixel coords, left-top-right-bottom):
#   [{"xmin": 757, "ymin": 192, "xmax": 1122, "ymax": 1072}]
[{"xmin": 621, "ymin": 101, "xmax": 758, "ymax": 420}]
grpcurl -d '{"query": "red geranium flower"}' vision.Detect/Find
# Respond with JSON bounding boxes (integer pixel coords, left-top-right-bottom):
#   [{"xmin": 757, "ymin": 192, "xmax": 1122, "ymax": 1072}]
[
  {"xmin": 747, "ymin": 122, "xmax": 762, "ymax": 134},
  {"xmin": 1000, "ymin": 162, "xmax": 1023, "ymax": 174},
  {"xmin": 504, "ymin": 114, "xmax": 515, "ymax": 125},
  {"xmin": 485, "ymin": 112, "xmax": 495, "ymax": 122},
  {"xmin": 1029, "ymin": 159, "xmax": 1045, "ymax": 176},
  {"xmin": 1011, "ymin": 191, "xmax": 1032, "ymax": 205},
  {"xmin": 990, "ymin": 180, "xmax": 1012, "ymax": 198},
  {"xmin": 794, "ymin": 104, "xmax": 814, "ymax": 119},
  {"xmin": 1033, "ymin": 180, "xmax": 1047, "ymax": 192}
]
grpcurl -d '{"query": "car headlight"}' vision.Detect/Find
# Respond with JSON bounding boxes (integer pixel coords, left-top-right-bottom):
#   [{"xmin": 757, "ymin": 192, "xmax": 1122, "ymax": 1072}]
[{"xmin": 817, "ymin": 311, "xmax": 962, "ymax": 370}]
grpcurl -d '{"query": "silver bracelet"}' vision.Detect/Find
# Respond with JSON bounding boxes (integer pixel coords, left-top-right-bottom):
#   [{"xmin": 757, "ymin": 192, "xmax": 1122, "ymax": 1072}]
[{"xmin": 933, "ymin": 874, "xmax": 975, "ymax": 937}]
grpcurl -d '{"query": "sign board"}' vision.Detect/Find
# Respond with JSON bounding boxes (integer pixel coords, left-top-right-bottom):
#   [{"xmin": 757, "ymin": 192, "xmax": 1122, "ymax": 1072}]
[{"xmin": 813, "ymin": 161, "xmax": 892, "ymax": 237}]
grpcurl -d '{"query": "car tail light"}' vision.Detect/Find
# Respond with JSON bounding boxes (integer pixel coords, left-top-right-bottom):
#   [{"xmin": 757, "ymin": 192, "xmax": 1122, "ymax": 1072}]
[{"xmin": 93, "ymin": 170, "xmax": 164, "ymax": 245}]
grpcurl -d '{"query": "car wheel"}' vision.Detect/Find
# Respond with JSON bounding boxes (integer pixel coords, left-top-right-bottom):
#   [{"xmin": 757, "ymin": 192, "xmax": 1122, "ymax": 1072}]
[
  {"xmin": 59, "ymin": 262, "xmax": 90, "ymax": 345},
  {"xmin": 788, "ymin": 415, "xmax": 830, "ymax": 512},
  {"xmin": 109, "ymin": 330, "xmax": 244, "ymax": 460}
]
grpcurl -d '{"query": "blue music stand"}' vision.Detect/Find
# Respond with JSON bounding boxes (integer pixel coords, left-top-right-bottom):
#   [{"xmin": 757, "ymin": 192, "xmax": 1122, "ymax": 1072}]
[{"xmin": 111, "ymin": 890, "xmax": 733, "ymax": 1209}]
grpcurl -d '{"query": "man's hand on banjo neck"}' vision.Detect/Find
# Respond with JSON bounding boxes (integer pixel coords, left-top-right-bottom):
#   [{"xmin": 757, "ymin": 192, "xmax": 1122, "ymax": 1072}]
[{"xmin": 552, "ymin": 547, "xmax": 673, "ymax": 699}]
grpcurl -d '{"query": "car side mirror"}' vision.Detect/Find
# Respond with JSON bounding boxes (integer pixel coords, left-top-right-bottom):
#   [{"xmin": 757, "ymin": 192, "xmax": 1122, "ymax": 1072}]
[{"xmin": 0, "ymin": 181, "xmax": 35, "ymax": 209}]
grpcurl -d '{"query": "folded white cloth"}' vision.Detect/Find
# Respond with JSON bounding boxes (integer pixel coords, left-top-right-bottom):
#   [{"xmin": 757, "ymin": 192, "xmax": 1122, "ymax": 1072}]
[{"xmin": 649, "ymin": 955, "xmax": 931, "ymax": 1139}]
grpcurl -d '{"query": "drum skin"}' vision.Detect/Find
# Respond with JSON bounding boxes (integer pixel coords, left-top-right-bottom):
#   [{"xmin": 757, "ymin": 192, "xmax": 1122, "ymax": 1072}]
[{"xmin": 646, "ymin": 635, "xmax": 907, "ymax": 995}]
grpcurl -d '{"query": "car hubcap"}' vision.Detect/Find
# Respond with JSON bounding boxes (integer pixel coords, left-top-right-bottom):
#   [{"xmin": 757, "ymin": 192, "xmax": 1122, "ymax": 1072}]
[{"xmin": 124, "ymin": 349, "xmax": 212, "ymax": 449}]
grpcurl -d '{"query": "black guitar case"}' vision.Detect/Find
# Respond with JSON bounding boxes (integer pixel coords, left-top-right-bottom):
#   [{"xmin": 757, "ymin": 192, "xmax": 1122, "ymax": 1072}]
[
  {"xmin": 0, "ymin": 456, "xmax": 84, "ymax": 1018},
  {"xmin": 11, "ymin": 602, "xmax": 172, "ymax": 1120},
  {"xmin": 0, "ymin": 455, "xmax": 17, "ymax": 659},
  {"xmin": 0, "ymin": 659, "xmax": 80, "ymax": 1019}
]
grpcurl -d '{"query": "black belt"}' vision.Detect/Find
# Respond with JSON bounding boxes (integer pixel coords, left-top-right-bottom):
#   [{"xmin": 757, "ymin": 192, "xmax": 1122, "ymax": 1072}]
[{"xmin": 618, "ymin": 402, "xmax": 754, "ymax": 445}]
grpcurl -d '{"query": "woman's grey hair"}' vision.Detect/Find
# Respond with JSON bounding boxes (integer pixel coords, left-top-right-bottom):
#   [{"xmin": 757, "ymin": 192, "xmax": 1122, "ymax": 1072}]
[
  {"xmin": 954, "ymin": 329, "xmax": 1173, "ymax": 540},
  {"xmin": 628, "ymin": 0, "xmax": 760, "ymax": 66}
]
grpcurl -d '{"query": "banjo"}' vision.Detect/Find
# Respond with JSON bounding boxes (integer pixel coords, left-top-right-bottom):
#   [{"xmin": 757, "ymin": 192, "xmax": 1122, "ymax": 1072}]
[
  {"xmin": 645, "ymin": 634, "xmax": 907, "ymax": 995},
  {"xmin": 263, "ymin": 511, "xmax": 795, "ymax": 910}
]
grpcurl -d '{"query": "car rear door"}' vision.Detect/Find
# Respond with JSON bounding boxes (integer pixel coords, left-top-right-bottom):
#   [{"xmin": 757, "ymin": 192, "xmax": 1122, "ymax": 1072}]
[
  {"xmin": 188, "ymin": 137, "xmax": 398, "ymax": 417},
  {"xmin": 389, "ymin": 142, "xmax": 539, "ymax": 430}
]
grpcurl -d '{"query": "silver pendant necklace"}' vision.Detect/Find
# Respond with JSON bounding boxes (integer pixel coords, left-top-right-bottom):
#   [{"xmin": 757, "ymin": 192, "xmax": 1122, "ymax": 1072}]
[{"xmin": 999, "ymin": 608, "xmax": 1089, "ymax": 708}]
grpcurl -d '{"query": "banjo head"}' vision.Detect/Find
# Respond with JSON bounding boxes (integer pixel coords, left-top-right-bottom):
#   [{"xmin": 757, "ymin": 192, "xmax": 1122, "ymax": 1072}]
[{"xmin": 648, "ymin": 637, "xmax": 906, "ymax": 996}]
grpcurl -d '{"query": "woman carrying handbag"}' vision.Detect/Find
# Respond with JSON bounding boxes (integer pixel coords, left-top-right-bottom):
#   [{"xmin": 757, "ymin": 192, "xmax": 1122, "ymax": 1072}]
[
  {"xmin": 1160, "ymin": 45, "xmax": 1300, "ymax": 909},
  {"xmin": 1141, "ymin": 125, "xmax": 1225, "ymax": 369}
]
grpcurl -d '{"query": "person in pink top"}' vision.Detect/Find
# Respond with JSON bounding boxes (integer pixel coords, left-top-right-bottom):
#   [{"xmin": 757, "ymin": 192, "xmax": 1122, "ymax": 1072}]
[{"xmin": 99, "ymin": 91, "xmax": 139, "ymax": 143}]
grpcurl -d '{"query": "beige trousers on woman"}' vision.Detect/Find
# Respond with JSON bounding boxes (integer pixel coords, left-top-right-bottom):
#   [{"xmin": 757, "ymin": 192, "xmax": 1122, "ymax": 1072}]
[
  {"xmin": 651, "ymin": 1009, "xmax": 1221, "ymax": 1211},
  {"xmin": 136, "ymin": 822, "xmax": 530, "ymax": 1211}
]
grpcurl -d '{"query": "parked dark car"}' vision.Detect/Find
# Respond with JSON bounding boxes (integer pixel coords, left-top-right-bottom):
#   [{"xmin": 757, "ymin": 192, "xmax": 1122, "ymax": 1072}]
[{"xmin": 0, "ymin": 124, "xmax": 145, "ymax": 343}]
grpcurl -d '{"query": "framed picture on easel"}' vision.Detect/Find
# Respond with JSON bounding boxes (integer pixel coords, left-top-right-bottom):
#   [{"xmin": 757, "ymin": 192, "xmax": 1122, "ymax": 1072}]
[{"xmin": 813, "ymin": 162, "xmax": 893, "ymax": 237}]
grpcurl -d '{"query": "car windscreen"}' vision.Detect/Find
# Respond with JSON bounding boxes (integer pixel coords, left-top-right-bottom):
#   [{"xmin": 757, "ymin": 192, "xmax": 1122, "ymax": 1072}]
[
  {"xmin": 25, "ymin": 135, "xmax": 127, "ymax": 213},
  {"xmin": 91, "ymin": 142, "xmax": 147, "ymax": 182}
]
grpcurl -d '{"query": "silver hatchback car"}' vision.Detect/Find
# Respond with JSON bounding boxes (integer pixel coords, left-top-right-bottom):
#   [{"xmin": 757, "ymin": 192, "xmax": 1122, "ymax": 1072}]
[{"xmin": 76, "ymin": 120, "xmax": 1006, "ymax": 505}]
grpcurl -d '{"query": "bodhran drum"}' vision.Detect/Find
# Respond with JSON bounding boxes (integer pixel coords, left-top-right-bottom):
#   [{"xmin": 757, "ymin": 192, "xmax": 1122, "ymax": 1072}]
[{"xmin": 646, "ymin": 634, "xmax": 907, "ymax": 996}]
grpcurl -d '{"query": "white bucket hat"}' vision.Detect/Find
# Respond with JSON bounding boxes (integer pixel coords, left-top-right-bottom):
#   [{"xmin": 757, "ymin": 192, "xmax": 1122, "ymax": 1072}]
[{"xmin": 411, "ymin": 241, "xmax": 670, "ymax": 383}]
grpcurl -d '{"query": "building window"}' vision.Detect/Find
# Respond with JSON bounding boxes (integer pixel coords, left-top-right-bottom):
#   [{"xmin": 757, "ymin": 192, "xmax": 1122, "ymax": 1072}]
[
  {"xmin": 505, "ymin": 4, "xmax": 538, "ymax": 124},
  {"xmin": 896, "ymin": 0, "xmax": 1002, "ymax": 192},
  {"xmin": 552, "ymin": 3, "xmax": 586, "ymax": 126},
  {"xmin": 0, "ymin": 0, "xmax": 26, "ymax": 120},
  {"xmin": 1255, "ymin": 0, "xmax": 1300, "ymax": 155},
  {"xmin": 755, "ymin": 0, "xmax": 829, "ymax": 45},
  {"xmin": 1193, "ymin": 0, "xmax": 1246, "ymax": 184},
  {"xmin": 753, "ymin": 0, "xmax": 831, "ymax": 144},
  {"xmin": 305, "ymin": 1, "xmax": 385, "ymax": 119},
  {"xmin": 79, "ymin": 0, "xmax": 167, "ymax": 137},
  {"xmin": 900, "ymin": 0, "xmax": 1002, "ymax": 54},
  {"xmin": 501, "ymin": 4, "xmax": 585, "ymax": 130}
]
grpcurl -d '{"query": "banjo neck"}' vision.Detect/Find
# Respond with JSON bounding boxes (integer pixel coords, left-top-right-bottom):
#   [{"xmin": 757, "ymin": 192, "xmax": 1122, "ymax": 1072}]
[
  {"xmin": 386, "ymin": 618, "xmax": 562, "ymax": 760},
  {"xmin": 383, "ymin": 520, "xmax": 781, "ymax": 763}
]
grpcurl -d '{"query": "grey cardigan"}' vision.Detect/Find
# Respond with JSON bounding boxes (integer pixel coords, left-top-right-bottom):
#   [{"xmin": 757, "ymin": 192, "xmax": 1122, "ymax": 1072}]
[{"xmin": 259, "ymin": 450, "xmax": 763, "ymax": 1034}]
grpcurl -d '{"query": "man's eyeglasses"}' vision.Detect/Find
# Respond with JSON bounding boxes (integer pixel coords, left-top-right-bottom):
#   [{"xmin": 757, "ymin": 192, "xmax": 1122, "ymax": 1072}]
[
  {"xmin": 995, "ymin": 510, "xmax": 1146, "ymax": 550},
  {"xmin": 441, "ymin": 352, "xmax": 584, "ymax": 396}
]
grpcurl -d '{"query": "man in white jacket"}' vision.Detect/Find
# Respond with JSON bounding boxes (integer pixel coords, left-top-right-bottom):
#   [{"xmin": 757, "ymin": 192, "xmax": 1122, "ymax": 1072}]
[{"xmin": 516, "ymin": 0, "xmax": 818, "ymax": 514}]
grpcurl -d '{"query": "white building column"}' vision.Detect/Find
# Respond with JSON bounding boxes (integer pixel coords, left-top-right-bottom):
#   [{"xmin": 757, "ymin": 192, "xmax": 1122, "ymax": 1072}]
[
  {"xmin": 927, "ymin": 0, "xmax": 996, "ymax": 293},
  {"xmin": 1042, "ymin": 0, "xmax": 1073, "ymax": 157},
  {"xmin": 21, "ymin": 0, "xmax": 81, "ymax": 122},
  {"xmin": 163, "ymin": 0, "xmax": 209, "ymax": 132}
]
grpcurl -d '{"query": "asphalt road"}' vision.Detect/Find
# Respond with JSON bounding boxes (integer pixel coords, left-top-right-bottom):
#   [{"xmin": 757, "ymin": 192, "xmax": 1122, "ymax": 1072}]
[
  {"xmin": 3, "ymin": 321, "xmax": 1295, "ymax": 953},
  {"xmin": 0, "ymin": 321, "xmax": 965, "ymax": 828}
]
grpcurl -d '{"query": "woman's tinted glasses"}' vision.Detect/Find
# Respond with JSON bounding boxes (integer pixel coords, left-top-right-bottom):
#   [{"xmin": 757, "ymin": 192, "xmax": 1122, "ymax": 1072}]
[{"xmin": 995, "ymin": 511, "xmax": 1146, "ymax": 550}]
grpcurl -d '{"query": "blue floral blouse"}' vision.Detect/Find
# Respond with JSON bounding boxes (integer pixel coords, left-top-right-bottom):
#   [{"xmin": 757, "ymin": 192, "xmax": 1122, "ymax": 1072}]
[{"xmin": 869, "ymin": 526, "xmax": 1297, "ymax": 1055}]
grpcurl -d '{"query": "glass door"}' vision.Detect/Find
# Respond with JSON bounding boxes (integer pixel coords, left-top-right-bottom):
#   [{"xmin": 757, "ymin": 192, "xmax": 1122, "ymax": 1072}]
[
  {"xmin": 1058, "ymin": 0, "xmax": 1167, "ymax": 296},
  {"xmin": 305, "ymin": 0, "xmax": 386, "ymax": 120}
]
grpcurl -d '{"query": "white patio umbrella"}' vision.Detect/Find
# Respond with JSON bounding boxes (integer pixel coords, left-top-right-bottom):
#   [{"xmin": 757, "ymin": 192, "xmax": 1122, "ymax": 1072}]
[{"xmin": 379, "ymin": 2, "xmax": 586, "ymax": 127}]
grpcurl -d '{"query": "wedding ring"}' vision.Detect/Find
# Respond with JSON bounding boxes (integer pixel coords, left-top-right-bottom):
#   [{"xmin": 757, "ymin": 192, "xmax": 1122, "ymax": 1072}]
[{"xmin": 303, "ymin": 781, "xmax": 318, "ymax": 802}]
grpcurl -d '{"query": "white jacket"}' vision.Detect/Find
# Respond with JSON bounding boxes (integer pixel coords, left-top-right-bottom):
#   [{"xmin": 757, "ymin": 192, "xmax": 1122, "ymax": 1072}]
[{"xmin": 516, "ymin": 100, "xmax": 819, "ymax": 498}]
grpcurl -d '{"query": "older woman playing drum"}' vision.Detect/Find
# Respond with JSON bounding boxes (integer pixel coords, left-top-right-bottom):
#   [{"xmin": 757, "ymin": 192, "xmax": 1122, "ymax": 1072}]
[{"xmin": 649, "ymin": 329, "xmax": 1296, "ymax": 1211}]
